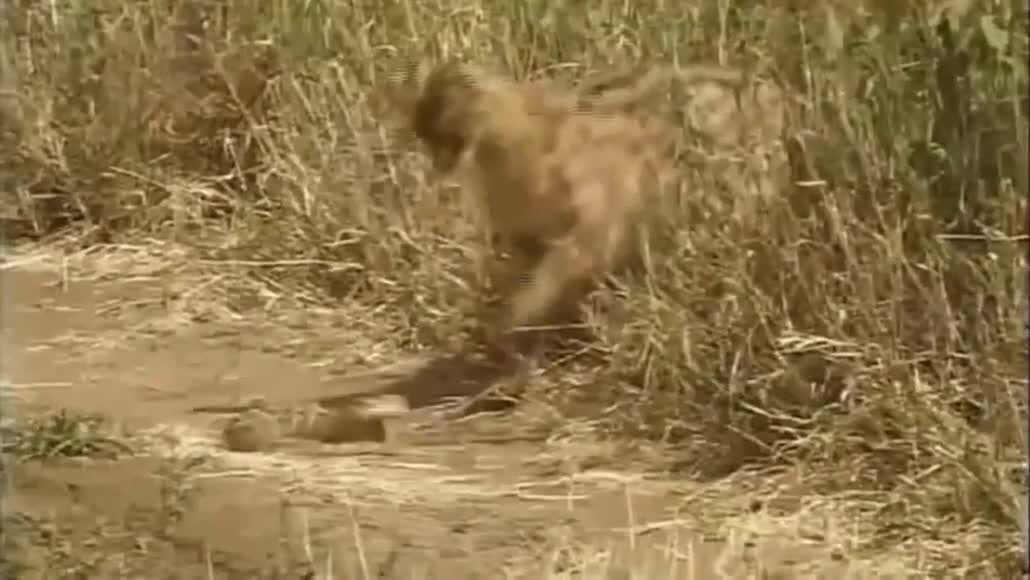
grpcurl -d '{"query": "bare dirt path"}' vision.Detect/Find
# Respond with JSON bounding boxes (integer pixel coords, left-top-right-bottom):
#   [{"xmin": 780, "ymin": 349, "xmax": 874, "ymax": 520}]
[{"xmin": 1, "ymin": 249, "xmax": 871, "ymax": 579}]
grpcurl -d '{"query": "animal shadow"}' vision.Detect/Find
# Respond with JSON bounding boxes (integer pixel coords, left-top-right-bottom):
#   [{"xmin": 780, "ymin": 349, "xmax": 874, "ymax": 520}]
[
  {"xmin": 379, "ymin": 322, "xmax": 597, "ymax": 417},
  {"xmin": 379, "ymin": 340, "xmax": 525, "ymax": 416}
]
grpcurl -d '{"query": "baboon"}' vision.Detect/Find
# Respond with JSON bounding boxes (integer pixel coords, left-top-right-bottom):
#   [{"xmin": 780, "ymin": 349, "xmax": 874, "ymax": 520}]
[{"xmin": 382, "ymin": 58, "xmax": 781, "ymax": 350}]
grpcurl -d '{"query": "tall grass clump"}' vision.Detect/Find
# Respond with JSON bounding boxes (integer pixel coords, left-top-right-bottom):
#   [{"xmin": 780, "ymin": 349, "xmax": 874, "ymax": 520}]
[{"xmin": 3, "ymin": 0, "xmax": 1026, "ymax": 574}]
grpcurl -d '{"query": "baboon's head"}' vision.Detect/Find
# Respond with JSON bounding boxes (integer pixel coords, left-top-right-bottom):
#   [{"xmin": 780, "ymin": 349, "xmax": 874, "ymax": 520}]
[
  {"xmin": 411, "ymin": 61, "xmax": 481, "ymax": 173},
  {"xmin": 381, "ymin": 58, "xmax": 488, "ymax": 174}
]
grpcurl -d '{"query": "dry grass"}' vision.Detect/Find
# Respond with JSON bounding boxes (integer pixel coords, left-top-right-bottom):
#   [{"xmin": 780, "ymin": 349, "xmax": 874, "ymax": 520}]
[{"xmin": 2, "ymin": 0, "xmax": 1027, "ymax": 577}]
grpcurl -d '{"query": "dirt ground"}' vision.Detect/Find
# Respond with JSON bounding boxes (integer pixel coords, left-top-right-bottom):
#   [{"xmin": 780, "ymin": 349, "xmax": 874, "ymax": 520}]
[{"xmin": 0, "ymin": 251, "xmax": 928, "ymax": 578}]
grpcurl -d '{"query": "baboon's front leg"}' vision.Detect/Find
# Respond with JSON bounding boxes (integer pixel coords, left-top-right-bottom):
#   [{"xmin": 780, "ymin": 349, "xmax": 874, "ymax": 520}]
[
  {"xmin": 481, "ymin": 243, "xmax": 576, "ymax": 362},
  {"xmin": 470, "ymin": 232, "xmax": 539, "ymax": 349},
  {"xmin": 501, "ymin": 218, "xmax": 626, "ymax": 343},
  {"xmin": 503, "ymin": 239, "xmax": 591, "ymax": 337},
  {"xmin": 478, "ymin": 234, "xmax": 542, "ymax": 314}
]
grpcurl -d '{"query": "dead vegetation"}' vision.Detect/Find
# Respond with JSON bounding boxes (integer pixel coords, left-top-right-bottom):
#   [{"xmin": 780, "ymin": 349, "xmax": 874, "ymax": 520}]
[
  {"xmin": 2, "ymin": 0, "xmax": 1027, "ymax": 577},
  {"xmin": 0, "ymin": 408, "xmax": 131, "ymax": 462}
]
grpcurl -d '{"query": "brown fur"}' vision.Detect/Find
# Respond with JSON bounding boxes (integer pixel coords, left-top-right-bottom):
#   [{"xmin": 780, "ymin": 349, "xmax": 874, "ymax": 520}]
[
  {"xmin": 580, "ymin": 65, "xmax": 790, "ymax": 221},
  {"xmin": 383, "ymin": 59, "xmax": 780, "ymax": 345},
  {"xmin": 384, "ymin": 60, "xmax": 675, "ymax": 342}
]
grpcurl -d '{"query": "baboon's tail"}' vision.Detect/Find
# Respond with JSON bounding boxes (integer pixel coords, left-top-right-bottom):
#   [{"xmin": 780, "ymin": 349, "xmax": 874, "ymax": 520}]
[{"xmin": 578, "ymin": 64, "xmax": 750, "ymax": 113}]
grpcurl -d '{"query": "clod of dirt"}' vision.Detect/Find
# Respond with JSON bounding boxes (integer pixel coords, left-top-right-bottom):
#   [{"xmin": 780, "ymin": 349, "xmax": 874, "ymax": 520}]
[
  {"xmin": 204, "ymin": 393, "xmax": 410, "ymax": 446},
  {"xmin": 221, "ymin": 409, "xmax": 281, "ymax": 452},
  {"xmin": 300, "ymin": 408, "xmax": 388, "ymax": 444},
  {"xmin": 291, "ymin": 393, "xmax": 410, "ymax": 444}
]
